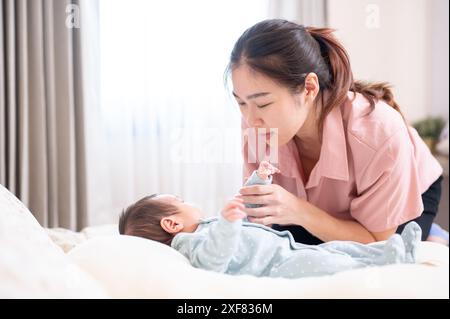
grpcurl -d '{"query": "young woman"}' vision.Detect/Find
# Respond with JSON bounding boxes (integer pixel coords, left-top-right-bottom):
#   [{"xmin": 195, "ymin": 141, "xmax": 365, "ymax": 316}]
[{"xmin": 228, "ymin": 19, "xmax": 443, "ymax": 244}]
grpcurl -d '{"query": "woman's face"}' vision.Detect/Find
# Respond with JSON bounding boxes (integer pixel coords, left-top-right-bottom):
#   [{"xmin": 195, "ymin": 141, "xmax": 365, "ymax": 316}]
[{"xmin": 231, "ymin": 64, "xmax": 313, "ymax": 146}]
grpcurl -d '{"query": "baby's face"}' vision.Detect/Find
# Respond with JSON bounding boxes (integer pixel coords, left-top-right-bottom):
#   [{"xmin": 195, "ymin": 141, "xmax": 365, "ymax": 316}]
[{"xmin": 155, "ymin": 194, "xmax": 204, "ymax": 230}]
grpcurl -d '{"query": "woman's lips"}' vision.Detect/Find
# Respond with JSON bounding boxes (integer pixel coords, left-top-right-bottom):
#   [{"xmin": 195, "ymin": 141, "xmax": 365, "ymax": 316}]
[
  {"xmin": 257, "ymin": 128, "xmax": 274, "ymax": 133},
  {"xmin": 258, "ymin": 131, "xmax": 276, "ymax": 138}
]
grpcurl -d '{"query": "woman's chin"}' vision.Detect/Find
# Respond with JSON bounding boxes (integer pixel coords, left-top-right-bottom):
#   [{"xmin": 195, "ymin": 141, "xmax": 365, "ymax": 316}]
[{"xmin": 267, "ymin": 135, "xmax": 289, "ymax": 147}]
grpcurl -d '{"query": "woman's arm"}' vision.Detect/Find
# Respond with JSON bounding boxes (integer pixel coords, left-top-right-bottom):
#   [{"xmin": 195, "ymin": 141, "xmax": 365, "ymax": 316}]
[
  {"xmin": 240, "ymin": 183, "xmax": 396, "ymax": 243},
  {"xmin": 298, "ymin": 199, "xmax": 396, "ymax": 243}
]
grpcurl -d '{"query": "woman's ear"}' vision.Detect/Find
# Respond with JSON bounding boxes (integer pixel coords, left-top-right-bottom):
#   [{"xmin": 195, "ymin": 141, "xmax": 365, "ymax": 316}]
[
  {"xmin": 303, "ymin": 73, "xmax": 320, "ymax": 100},
  {"xmin": 160, "ymin": 216, "xmax": 183, "ymax": 234}
]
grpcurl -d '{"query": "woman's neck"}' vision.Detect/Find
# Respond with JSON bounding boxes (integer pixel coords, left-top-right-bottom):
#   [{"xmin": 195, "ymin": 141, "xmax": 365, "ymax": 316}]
[{"xmin": 295, "ymin": 93, "xmax": 322, "ymax": 160}]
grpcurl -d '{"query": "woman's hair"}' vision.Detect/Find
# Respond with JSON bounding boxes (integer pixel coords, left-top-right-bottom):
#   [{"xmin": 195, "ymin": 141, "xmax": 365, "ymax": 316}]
[
  {"xmin": 226, "ymin": 19, "xmax": 404, "ymax": 135},
  {"xmin": 118, "ymin": 194, "xmax": 180, "ymax": 246}
]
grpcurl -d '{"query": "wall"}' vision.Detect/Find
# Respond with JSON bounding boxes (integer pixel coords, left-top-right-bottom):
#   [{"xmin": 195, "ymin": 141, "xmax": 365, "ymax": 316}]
[
  {"xmin": 327, "ymin": 0, "xmax": 449, "ymax": 123},
  {"xmin": 429, "ymin": 0, "xmax": 449, "ymax": 119}
]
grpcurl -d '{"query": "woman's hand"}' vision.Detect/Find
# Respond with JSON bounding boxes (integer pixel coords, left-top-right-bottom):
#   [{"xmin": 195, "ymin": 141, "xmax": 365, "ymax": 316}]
[
  {"xmin": 221, "ymin": 197, "xmax": 247, "ymax": 222},
  {"xmin": 238, "ymin": 184, "xmax": 304, "ymax": 226}
]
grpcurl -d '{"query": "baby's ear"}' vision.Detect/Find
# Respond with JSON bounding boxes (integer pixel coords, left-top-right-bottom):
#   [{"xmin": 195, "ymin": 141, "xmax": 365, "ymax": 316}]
[{"xmin": 160, "ymin": 216, "xmax": 183, "ymax": 234}]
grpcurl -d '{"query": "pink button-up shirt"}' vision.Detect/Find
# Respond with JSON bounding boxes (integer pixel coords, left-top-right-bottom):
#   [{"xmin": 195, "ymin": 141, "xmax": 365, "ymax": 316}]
[{"xmin": 242, "ymin": 91, "xmax": 443, "ymax": 232}]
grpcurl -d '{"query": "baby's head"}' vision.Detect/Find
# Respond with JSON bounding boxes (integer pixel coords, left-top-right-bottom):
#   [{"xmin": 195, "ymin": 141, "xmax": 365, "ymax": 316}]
[{"xmin": 118, "ymin": 194, "xmax": 204, "ymax": 245}]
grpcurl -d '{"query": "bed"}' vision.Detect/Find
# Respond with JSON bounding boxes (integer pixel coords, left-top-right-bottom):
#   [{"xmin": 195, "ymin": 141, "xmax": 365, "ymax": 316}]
[{"xmin": 1, "ymin": 184, "xmax": 448, "ymax": 298}]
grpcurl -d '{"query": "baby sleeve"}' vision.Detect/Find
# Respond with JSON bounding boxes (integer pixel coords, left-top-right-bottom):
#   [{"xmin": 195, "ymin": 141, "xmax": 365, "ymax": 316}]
[
  {"xmin": 243, "ymin": 170, "xmax": 273, "ymax": 209},
  {"xmin": 171, "ymin": 217, "xmax": 242, "ymax": 273}
]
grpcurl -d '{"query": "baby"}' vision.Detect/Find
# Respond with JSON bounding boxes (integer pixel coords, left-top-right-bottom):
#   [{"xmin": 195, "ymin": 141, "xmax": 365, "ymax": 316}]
[{"xmin": 119, "ymin": 161, "xmax": 422, "ymax": 279}]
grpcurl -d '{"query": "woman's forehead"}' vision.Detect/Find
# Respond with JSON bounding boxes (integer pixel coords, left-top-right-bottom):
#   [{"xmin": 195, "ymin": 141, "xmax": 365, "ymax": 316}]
[{"xmin": 232, "ymin": 65, "xmax": 280, "ymax": 90}]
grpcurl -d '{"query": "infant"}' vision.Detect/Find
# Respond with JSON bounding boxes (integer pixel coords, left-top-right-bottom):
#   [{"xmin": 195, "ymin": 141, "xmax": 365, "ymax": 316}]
[{"xmin": 119, "ymin": 161, "xmax": 421, "ymax": 278}]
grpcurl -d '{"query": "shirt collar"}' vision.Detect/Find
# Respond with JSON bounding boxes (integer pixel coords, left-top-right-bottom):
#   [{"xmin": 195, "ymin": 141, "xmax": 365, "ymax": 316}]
[{"xmin": 278, "ymin": 102, "xmax": 349, "ymax": 189}]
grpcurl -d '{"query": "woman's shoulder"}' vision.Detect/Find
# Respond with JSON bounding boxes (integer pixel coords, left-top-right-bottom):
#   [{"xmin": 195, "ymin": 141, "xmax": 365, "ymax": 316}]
[{"xmin": 343, "ymin": 91, "xmax": 408, "ymax": 152}]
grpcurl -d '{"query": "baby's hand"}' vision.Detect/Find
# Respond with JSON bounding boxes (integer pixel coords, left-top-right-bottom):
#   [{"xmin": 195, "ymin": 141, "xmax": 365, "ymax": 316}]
[
  {"xmin": 257, "ymin": 161, "xmax": 281, "ymax": 180},
  {"xmin": 221, "ymin": 197, "xmax": 246, "ymax": 222}
]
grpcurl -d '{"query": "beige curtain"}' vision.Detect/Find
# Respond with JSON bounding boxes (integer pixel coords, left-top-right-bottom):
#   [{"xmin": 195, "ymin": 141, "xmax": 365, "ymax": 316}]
[{"xmin": 0, "ymin": 0, "xmax": 96, "ymax": 230}]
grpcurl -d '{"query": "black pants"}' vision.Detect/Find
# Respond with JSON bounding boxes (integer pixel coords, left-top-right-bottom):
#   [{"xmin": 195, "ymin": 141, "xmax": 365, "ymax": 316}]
[{"xmin": 273, "ymin": 175, "xmax": 443, "ymax": 245}]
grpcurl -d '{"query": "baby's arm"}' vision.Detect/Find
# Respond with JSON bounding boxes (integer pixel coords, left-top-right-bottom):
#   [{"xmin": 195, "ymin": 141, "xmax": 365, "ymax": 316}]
[
  {"xmin": 244, "ymin": 161, "xmax": 280, "ymax": 186},
  {"xmin": 244, "ymin": 161, "xmax": 280, "ymax": 210},
  {"xmin": 171, "ymin": 199, "xmax": 245, "ymax": 273}
]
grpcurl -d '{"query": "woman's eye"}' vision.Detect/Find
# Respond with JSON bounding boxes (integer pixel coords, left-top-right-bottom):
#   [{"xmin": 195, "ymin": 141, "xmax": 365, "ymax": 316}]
[
  {"xmin": 257, "ymin": 103, "xmax": 273, "ymax": 108},
  {"xmin": 238, "ymin": 102, "xmax": 246, "ymax": 106}
]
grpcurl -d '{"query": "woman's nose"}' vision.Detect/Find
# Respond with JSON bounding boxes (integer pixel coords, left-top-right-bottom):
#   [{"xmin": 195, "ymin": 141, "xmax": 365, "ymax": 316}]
[{"xmin": 246, "ymin": 110, "xmax": 263, "ymax": 127}]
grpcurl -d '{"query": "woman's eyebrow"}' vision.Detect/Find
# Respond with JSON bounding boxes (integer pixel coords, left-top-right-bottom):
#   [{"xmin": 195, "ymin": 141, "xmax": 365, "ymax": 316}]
[{"xmin": 232, "ymin": 91, "xmax": 271, "ymax": 100}]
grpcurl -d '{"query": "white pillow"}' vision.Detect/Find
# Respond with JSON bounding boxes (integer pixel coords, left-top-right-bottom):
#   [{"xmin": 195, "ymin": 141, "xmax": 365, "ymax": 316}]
[
  {"xmin": 45, "ymin": 227, "xmax": 87, "ymax": 253},
  {"xmin": 68, "ymin": 234, "xmax": 449, "ymax": 299},
  {"xmin": 81, "ymin": 224, "xmax": 118, "ymax": 238},
  {"xmin": 0, "ymin": 184, "xmax": 108, "ymax": 298},
  {"xmin": 46, "ymin": 224, "xmax": 118, "ymax": 253}
]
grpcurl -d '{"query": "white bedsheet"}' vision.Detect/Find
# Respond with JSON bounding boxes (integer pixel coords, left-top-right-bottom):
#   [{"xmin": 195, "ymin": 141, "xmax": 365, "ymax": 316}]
[
  {"xmin": 2, "ymin": 181, "xmax": 448, "ymax": 299},
  {"xmin": 68, "ymin": 234, "xmax": 449, "ymax": 299}
]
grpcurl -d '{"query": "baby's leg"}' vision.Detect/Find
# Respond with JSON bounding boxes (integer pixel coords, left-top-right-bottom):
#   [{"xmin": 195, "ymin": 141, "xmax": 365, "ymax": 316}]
[
  {"xmin": 269, "ymin": 249, "xmax": 367, "ymax": 279},
  {"xmin": 318, "ymin": 235, "xmax": 406, "ymax": 266},
  {"xmin": 322, "ymin": 223, "xmax": 421, "ymax": 265},
  {"xmin": 400, "ymin": 222, "xmax": 422, "ymax": 263},
  {"xmin": 380, "ymin": 234, "xmax": 406, "ymax": 264}
]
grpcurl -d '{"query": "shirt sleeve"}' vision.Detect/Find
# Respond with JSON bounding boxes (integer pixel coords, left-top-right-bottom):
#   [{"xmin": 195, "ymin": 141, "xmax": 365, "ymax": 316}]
[
  {"xmin": 350, "ymin": 129, "xmax": 424, "ymax": 232},
  {"xmin": 171, "ymin": 217, "xmax": 242, "ymax": 273}
]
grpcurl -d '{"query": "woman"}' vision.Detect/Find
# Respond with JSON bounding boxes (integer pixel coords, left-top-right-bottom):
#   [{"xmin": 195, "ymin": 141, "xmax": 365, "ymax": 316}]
[{"xmin": 227, "ymin": 19, "xmax": 443, "ymax": 244}]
